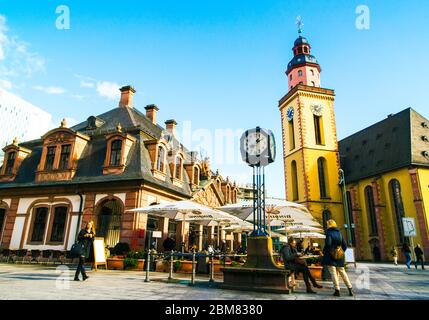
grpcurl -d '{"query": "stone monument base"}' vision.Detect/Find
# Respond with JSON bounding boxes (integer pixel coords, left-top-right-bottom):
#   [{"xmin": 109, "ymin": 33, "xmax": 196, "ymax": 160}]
[{"xmin": 221, "ymin": 236, "xmax": 291, "ymax": 294}]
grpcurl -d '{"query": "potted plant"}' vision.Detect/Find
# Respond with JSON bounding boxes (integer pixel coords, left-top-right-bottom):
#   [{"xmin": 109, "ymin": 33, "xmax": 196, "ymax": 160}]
[{"xmin": 107, "ymin": 242, "xmax": 131, "ymax": 270}]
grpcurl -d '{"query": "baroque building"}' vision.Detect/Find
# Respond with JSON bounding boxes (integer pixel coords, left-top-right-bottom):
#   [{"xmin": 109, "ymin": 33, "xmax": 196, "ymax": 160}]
[{"xmin": 0, "ymin": 86, "xmax": 239, "ymax": 252}]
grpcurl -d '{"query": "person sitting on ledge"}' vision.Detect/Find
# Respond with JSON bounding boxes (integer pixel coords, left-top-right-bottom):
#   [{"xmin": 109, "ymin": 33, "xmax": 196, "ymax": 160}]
[{"xmin": 280, "ymin": 237, "xmax": 323, "ymax": 294}]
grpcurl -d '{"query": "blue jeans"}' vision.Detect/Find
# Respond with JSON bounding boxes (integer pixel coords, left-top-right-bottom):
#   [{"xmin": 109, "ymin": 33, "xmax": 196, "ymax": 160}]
[{"xmin": 404, "ymin": 253, "xmax": 412, "ymax": 269}]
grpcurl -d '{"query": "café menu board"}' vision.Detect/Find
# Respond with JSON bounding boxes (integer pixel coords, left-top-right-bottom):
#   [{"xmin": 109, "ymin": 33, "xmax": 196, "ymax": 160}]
[
  {"xmin": 345, "ymin": 247, "xmax": 356, "ymax": 266},
  {"xmin": 93, "ymin": 237, "xmax": 107, "ymax": 270}
]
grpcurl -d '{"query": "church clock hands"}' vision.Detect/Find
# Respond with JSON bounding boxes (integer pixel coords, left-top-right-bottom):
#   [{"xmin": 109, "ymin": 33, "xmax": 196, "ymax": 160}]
[{"xmin": 311, "ymin": 104, "xmax": 324, "ymax": 116}]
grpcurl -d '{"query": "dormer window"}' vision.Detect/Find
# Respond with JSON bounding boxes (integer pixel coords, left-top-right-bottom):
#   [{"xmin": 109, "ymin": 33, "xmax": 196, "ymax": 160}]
[
  {"xmin": 0, "ymin": 139, "xmax": 31, "ymax": 182},
  {"xmin": 175, "ymin": 156, "xmax": 183, "ymax": 180},
  {"xmin": 45, "ymin": 146, "xmax": 56, "ymax": 170},
  {"xmin": 157, "ymin": 146, "xmax": 166, "ymax": 172},
  {"xmin": 5, "ymin": 151, "xmax": 16, "ymax": 175},
  {"xmin": 102, "ymin": 126, "xmax": 136, "ymax": 175},
  {"xmin": 36, "ymin": 121, "xmax": 90, "ymax": 183},
  {"xmin": 59, "ymin": 144, "xmax": 71, "ymax": 170},
  {"xmin": 193, "ymin": 167, "xmax": 200, "ymax": 185},
  {"xmin": 109, "ymin": 140, "xmax": 122, "ymax": 166}
]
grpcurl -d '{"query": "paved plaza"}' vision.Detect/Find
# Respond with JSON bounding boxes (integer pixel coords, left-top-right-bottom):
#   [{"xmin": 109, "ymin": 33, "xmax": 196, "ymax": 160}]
[{"xmin": 0, "ymin": 262, "xmax": 428, "ymax": 300}]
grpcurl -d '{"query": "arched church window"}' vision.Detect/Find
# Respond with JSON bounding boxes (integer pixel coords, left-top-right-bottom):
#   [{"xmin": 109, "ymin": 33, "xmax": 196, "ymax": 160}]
[
  {"xmin": 365, "ymin": 186, "xmax": 378, "ymax": 236},
  {"xmin": 390, "ymin": 179, "xmax": 406, "ymax": 244}
]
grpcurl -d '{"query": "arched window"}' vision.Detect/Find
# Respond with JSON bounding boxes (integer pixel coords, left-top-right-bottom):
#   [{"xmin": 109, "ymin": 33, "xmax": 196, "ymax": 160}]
[
  {"xmin": 318, "ymin": 157, "xmax": 328, "ymax": 198},
  {"xmin": 109, "ymin": 140, "xmax": 122, "ymax": 166},
  {"xmin": 193, "ymin": 167, "xmax": 200, "ymax": 185},
  {"xmin": 291, "ymin": 160, "xmax": 299, "ymax": 201},
  {"xmin": 156, "ymin": 146, "xmax": 166, "ymax": 172},
  {"xmin": 290, "ymin": 74, "xmax": 293, "ymax": 81},
  {"xmin": 390, "ymin": 180, "xmax": 406, "ymax": 244},
  {"xmin": 97, "ymin": 199, "xmax": 122, "ymax": 248},
  {"xmin": 311, "ymin": 81, "xmax": 316, "ymax": 87},
  {"xmin": 298, "ymin": 70, "xmax": 303, "ymax": 77},
  {"xmin": 5, "ymin": 151, "xmax": 16, "ymax": 175},
  {"xmin": 346, "ymin": 191, "xmax": 356, "ymax": 246},
  {"xmin": 365, "ymin": 186, "xmax": 378, "ymax": 236},
  {"xmin": 30, "ymin": 207, "xmax": 49, "ymax": 242},
  {"xmin": 49, "ymin": 206, "xmax": 68, "ymax": 242},
  {"xmin": 311, "ymin": 69, "xmax": 315, "ymax": 76},
  {"xmin": 322, "ymin": 210, "xmax": 332, "ymax": 230},
  {"xmin": 175, "ymin": 156, "xmax": 183, "ymax": 179}
]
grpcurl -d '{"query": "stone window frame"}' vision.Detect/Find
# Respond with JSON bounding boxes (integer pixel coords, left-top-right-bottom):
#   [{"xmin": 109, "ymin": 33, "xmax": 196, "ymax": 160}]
[
  {"xmin": 26, "ymin": 202, "xmax": 71, "ymax": 246},
  {"xmin": 0, "ymin": 143, "xmax": 31, "ymax": 182},
  {"xmin": 103, "ymin": 131, "xmax": 136, "ymax": 175},
  {"xmin": 36, "ymin": 127, "xmax": 90, "ymax": 182},
  {"xmin": 27, "ymin": 205, "xmax": 50, "ymax": 245},
  {"xmin": 45, "ymin": 204, "xmax": 71, "ymax": 245}
]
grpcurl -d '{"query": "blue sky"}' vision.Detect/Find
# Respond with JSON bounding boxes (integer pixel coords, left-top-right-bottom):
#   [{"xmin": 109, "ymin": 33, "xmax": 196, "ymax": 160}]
[{"xmin": 1, "ymin": 0, "xmax": 428, "ymax": 197}]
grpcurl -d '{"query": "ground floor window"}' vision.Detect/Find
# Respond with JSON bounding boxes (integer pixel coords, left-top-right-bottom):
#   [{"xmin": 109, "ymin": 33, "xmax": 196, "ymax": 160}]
[
  {"xmin": 49, "ymin": 206, "xmax": 68, "ymax": 242},
  {"xmin": 96, "ymin": 199, "xmax": 122, "ymax": 248},
  {"xmin": 31, "ymin": 207, "xmax": 49, "ymax": 242},
  {"xmin": 168, "ymin": 220, "xmax": 177, "ymax": 240}
]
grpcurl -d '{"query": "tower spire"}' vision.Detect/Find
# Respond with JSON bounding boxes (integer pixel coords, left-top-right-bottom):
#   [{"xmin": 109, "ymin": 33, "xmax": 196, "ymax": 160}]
[{"xmin": 296, "ymin": 16, "xmax": 304, "ymax": 36}]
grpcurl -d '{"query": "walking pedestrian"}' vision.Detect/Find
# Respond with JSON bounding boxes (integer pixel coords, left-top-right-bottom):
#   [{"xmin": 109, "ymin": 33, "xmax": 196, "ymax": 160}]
[
  {"xmin": 390, "ymin": 246, "xmax": 398, "ymax": 266},
  {"xmin": 402, "ymin": 243, "xmax": 412, "ymax": 269},
  {"xmin": 74, "ymin": 220, "xmax": 95, "ymax": 281},
  {"xmin": 414, "ymin": 244, "xmax": 425, "ymax": 270},
  {"xmin": 280, "ymin": 237, "xmax": 323, "ymax": 294},
  {"xmin": 322, "ymin": 219, "xmax": 354, "ymax": 297}
]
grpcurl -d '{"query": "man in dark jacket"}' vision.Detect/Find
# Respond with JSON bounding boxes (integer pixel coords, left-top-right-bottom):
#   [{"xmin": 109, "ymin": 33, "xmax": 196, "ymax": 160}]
[
  {"xmin": 414, "ymin": 244, "xmax": 425, "ymax": 270},
  {"xmin": 322, "ymin": 219, "xmax": 353, "ymax": 297},
  {"xmin": 280, "ymin": 237, "xmax": 323, "ymax": 294}
]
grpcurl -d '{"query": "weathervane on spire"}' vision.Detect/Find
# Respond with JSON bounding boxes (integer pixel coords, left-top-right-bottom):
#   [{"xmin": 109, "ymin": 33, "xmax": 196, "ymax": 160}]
[{"xmin": 296, "ymin": 16, "xmax": 304, "ymax": 35}]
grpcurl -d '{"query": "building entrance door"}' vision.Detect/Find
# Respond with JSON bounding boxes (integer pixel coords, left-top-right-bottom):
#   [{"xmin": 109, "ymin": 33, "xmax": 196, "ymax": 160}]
[{"xmin": 96, "ymin": 200, "xmax": 122, "ymax": 249}]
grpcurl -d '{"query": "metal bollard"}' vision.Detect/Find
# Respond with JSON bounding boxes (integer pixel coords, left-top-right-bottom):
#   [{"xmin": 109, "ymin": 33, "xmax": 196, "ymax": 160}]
[
  {"xmin": 144, "ymin": 250, "xmax": 150, "ymax": 282},
  {"xmin": 168, "ymin": 251, "xmax": 174, "ymax": 280},
  {"xmin": 189, "ymin": 251, "xmax": 196, "ymax": 286},
  {"xmin": 209, "ymin": 253, "xmax": 214, "ymax": 283}
]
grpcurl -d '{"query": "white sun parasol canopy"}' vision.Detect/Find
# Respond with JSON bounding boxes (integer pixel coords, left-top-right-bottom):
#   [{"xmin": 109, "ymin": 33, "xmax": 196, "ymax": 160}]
[
  {"xmin": 289, "ymin": 232, "xmax": 326, "ymax": 239},
  {"xmin": 219, "ymin": 198, "xmax": 321, "ymax": 228},
  {"xmin": 277, "ymin": 225, "xmax": 324, "ymax": 233}
]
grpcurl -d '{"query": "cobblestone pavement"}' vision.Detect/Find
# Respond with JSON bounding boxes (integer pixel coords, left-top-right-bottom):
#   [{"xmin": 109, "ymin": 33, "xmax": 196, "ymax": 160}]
[{"xmin": 0, "ymin": 263, "xmax": 428, "ymax": 300}]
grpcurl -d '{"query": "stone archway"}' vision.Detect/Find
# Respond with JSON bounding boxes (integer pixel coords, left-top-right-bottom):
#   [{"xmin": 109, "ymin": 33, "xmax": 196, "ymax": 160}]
[{"xmin": 96, "ymin": 199, "xmax": 123, "ymax": 248}]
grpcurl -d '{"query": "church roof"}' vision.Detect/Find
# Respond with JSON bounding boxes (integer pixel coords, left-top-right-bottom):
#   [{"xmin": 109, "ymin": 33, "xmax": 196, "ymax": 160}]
[{"xmin": 339, "ymin": 108, "xmax": 429, "ymax": 183}]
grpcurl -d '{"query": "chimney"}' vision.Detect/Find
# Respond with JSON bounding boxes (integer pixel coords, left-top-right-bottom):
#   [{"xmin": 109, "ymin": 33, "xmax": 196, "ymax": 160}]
[
  {"xmin": 165, "ymin": 119, "xmax": 177, "ymax": 137},
  {"xmin": 119, "ymin": 85, "xmax": 136, "ymax": 108},
  {"xmin": 145, "ymin": 104, "xmax": 159, "ymax": 125}
]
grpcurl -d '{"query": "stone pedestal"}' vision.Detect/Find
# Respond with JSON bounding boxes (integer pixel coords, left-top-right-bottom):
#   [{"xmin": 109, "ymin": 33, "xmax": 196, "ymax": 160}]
[{"xmin": 221, "ymin": 236, "xmax": 290, "ymax": 293}]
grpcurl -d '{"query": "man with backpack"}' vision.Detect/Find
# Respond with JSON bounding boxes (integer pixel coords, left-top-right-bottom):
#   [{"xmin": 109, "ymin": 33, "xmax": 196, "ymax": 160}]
[{"xmin": 322, "ymin": 219, "xmax": 354, "ymax": 297}]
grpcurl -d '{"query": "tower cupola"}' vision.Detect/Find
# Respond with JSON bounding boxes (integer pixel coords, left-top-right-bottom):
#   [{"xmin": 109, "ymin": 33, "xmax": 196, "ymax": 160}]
[{"xmin": 286, "ymin": 18, "xmax": 321, "ymax": 91}]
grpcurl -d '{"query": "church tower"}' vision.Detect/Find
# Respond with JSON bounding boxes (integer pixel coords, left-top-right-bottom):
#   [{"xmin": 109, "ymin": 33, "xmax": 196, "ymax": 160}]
[{"xmin": 279, "ymin": 26, "xmax": 345, "ymax": 231}]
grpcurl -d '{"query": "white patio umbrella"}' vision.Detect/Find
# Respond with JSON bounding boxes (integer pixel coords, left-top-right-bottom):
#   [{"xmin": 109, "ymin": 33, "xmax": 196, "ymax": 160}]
[
  {"xmin": 127, "ymin": 200, "xmax": 247, "ymax": 248},
  {"xmin": 219, "ymin": 198, "xmax": 321, "ymax": 235},
  {"xmin": 276, "ymin": 225, "xmax": 324, "ymax": 233},
  {"xmin": 289, "ymin": 232, "xmax": 326, "ymax": 239}
]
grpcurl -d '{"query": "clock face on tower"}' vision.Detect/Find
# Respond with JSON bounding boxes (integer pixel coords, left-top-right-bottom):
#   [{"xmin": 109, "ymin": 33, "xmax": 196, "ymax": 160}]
[
  {"xmin": 311, "ymin": 104, "xmax": 324, "ymax": 116},
  {"xmin": 286, "ymin": 107, "xmax": 294, "ymax": 122},
  {"xmin": 240, "ymin": 127, "xmax": 276, "ymax": 167}
]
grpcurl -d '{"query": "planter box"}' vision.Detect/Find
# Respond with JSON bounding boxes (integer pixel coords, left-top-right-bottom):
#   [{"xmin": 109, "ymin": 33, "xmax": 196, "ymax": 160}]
[
  {"xmin": 177, "ymin": 260, "xmax": 197, "ymax": 273},
  {"xmin": 107, "ymin": 258, "xmax": 124, "ymax": 270},
  {"xmin": 155, "ymin": 260, "xmax": 165, "ymax": 272}
]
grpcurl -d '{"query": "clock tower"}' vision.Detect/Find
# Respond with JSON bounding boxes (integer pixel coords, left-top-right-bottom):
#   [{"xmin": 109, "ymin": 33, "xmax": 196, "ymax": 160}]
[{"xmin": 279, "ymin": 29, "xmax": 345, "ymax": 231}]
